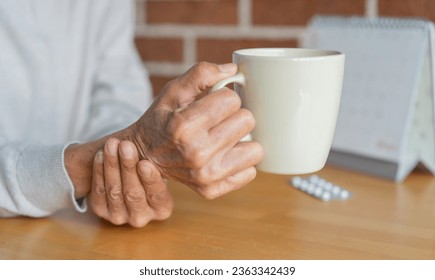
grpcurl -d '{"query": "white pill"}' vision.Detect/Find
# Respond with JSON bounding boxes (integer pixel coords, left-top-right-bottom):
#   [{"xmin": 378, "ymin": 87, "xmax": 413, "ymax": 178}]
[
  {"xmin": 324, "ymin": 182, "xmax": 333, "ymax": 191},
  {"xmin": 332, "ymin": 185, "xmax": 341, "ymax": 195},
  {"xmin": 300, "ymin": 181, "xmax": 309, "ymax": 191},
  {"xmin": 309, "ymin": 175, "xmax": 320, "ymax": 184},
  {"xmin": 317, "ymin": 179, "xmax": 327, "ymax": 187},
  {"xmin": 291, "ymin": 177, "xmax": 302, "ymax": 188},
  {"xmin": 321, "ymin": 191, "xmax": 332, "ymax": 201},
  {"xmin": 339, "ymin": 190, "xmax": 350, "ymax": 199},
  {"xmin": 307, "ymin": 183, "xmax": 316, "ymax": 194},
  {"xmin": 289, "ymin": 175, "xmax": 353, "ymax": 201},
  {"xmin": 314, "ymin": 187, "xmax": 323, "ymax": 197}
]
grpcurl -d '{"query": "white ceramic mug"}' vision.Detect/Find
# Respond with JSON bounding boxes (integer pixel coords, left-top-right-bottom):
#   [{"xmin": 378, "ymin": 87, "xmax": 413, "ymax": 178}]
[{"xmin": 211, "ymin": 48, "xmax": 345, "ymax": 174}]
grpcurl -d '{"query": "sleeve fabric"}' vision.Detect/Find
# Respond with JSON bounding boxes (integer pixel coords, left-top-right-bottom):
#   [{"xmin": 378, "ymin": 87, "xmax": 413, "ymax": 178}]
[
  {"xmin": 0, "ymin": 140, "xmax": 85, "ymax": 217},
  {"xmin": 79, "ymin": 0, "xmax": 153, "ymax": 141},
  {"xmin": 0, "ymin": 0, "xmax": 153, "ymax": 217}
]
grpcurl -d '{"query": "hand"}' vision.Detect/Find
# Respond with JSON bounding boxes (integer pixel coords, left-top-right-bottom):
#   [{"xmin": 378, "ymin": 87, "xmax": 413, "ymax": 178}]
[
  {"xmin": 127, "ymin": 62, "xmax": 264, "ymax": 199},
  {"xmin": 88, "ymin": 138, "xmax": 173, "ymax": 227}
]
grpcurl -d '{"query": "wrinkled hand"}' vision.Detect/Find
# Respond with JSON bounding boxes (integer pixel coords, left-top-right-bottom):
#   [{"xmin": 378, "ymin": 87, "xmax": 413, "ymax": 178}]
[
  {"xmin": 88, "ymin": 138, "xmax": 173, "ymax": 227},
  {"xmin": 127, "ymin": 62, "xmax": 264, "ymax": 199}
]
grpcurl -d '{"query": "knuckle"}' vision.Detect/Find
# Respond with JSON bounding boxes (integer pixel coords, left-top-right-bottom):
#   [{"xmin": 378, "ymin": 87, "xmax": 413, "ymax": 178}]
[
  {"xmin": 148, "ymin": 192, "xmax": 167, "ymax": 206},
  {"xmin": 198, "ymin": 186, "xmax": 220, "ymax": 200},
  {"xmin": 93, "ymin": 185, "xmax": 106, "ymax": 196},
  {"xmin": 185, "ymin": 62, "xmax": 216, "ymax": 89},
  {"xmin": 120, "ymin": 157, "xmax": 136, "ymax": 171},
  {"xmin": 234, "ymin": 142, "xmax": 264, "ymax": 168},
  {"xmin": 163, "ymin": 78, "xmax": 177, "ymax": 92},
  {"xmin": 124, "ymin": 189, "xmax": 145, "ymax": 204},
  {"xmin": 106, "ymin": 156, "xmax": 120, "ymax": 168},
  {"xmin": 187, "ymin": 149, "xmax": 209, "ymax": 169},
  {"xmin": 167, "ymin": 113, "xmax": 190, "ymax": 141},
  {"xmin": 239, "ymin": 108, "xmax": 256, "ymax": 128},
  {"xmin": 168, "ymin": 121, "xmax": 210, "ymax": 169},
  {"xmin": 223, "ymin": 90, "xmax": 242, "ymax": 109},
  {"xmin": 190, "ymin": 172, "xmax": 221, "ymax": 200},
  {"xmin": 93, "ymin": 164, "xmax": 104, "ymax": 177},
  {"xmin": 194, "ymin": 61, "xmax": 212, "ymax": 76},
  {"xmin": 107, "ymin": 186, "xmax": 123, "ymax": 201},
  {"xmin": 191, "ymin": 168, "xmax": 211, "ymax": 187},
  {"xmin": 129, "ymin": 216, "xmax": 150, "ymax": 228},
  {"xmin": 109, "ymin": 215, "xmax": 127, "ymax": 226},
  {"xmin": 250, "ymin": 142, "xmax": 265, "ymax": 162}
]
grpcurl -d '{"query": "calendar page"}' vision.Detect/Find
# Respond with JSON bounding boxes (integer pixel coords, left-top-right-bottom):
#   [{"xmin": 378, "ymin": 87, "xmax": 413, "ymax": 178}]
[{"xmin": 305, "ymin": 17, "xmax": 429, "ymax": 163}]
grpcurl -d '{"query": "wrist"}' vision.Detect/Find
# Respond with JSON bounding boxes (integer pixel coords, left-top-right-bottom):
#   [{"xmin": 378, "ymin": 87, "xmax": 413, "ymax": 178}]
[
  {"xmin": 63, "ymin": 124, "xmax": 152, "ymax": 199},
  {"xmin": 123, "ymin": 122, "xmax": 151, "ymax": 162},
  {"xmin": 64, "ymin": 143, "xmax": 92, "ymax": 199}
]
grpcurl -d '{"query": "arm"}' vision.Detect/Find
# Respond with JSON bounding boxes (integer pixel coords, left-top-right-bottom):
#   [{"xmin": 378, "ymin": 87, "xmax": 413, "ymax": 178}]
[
  {"xmin": 0, "ymin": 0, "xmax": 150, "ymax": 217},
  {"xmin": 0, "ymin": 139, "xmax": 86, "ymax": 217},
  {"xmin": 67, "ymin": 62, "xmax": 264, "ymax": 203}
]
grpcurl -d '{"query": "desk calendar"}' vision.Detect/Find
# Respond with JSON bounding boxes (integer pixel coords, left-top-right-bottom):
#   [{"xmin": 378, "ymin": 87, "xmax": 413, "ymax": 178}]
[{"xmin": 304, "ymin": 16, "xmax": 435, "ymax": 182}]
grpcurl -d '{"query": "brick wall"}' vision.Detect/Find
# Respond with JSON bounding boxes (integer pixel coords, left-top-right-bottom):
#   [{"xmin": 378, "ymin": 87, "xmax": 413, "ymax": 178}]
[{"xmin": 135, "ymin": 0, "xmax": 434, "ymax": 96}]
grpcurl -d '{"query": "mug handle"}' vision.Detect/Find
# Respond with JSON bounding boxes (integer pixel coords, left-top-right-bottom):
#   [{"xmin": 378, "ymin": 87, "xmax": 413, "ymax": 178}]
[
  {"xmin": 209, "ymin": 72, "xmax": 252, "ymax": 142},
  {"xmin": 210, "ymin": 72, "xmax": 246, "ymax": 92}
]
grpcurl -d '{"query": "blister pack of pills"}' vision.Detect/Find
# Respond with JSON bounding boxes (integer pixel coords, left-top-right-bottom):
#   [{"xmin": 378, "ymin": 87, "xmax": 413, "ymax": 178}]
[{"xmin": 289, "ymin": 175, "xmax": 352, "ymax": 201}]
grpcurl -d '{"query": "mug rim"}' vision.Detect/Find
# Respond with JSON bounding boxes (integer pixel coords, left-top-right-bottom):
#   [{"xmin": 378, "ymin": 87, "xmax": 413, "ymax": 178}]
[{"xmin": 233, "ymin": 48, "xmax": 343, "ymax": 60}]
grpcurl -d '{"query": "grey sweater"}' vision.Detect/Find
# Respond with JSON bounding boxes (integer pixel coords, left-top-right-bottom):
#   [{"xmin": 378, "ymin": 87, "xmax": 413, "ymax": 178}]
[{"xmin": 0, "ymin": 0, "xmax": 152, "ymax": 217}]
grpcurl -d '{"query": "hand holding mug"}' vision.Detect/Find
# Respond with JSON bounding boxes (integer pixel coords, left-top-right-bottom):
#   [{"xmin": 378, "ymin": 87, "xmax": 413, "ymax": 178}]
[{"xmin": 126, "ymin": 62, "xmax": 264, "ymax": 199}]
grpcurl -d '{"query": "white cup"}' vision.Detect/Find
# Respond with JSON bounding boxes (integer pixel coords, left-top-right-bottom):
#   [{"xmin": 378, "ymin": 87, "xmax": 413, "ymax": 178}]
[{"xmin": 211, "ymin": 48, "xmax": 345, "ymax": 175}]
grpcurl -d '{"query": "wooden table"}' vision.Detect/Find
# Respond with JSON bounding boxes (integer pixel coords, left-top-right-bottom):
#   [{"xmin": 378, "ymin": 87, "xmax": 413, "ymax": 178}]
[{"xmin": 1, "ymin": 165, "xmax": 434, "ymax": 260}]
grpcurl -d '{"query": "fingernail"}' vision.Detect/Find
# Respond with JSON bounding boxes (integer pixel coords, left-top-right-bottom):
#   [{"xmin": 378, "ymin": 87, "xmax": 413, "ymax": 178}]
[
  {"xmin": 217, "ymin": 63, "xmax": 236, "ymax": 73},
  {"xmin": 107, "ymin": 139, "xmax": 118, "ymax": 156},
  {"xmin": 96, "ymin": 150, "xmax": 103, "ymax": 163},
  {"xmin": 120, "ymin": 143, "xmax": 134, "ymax": 159},
  {"xmin": 139, "ymin": 162, "xmax": 153, "ymax": 179}
]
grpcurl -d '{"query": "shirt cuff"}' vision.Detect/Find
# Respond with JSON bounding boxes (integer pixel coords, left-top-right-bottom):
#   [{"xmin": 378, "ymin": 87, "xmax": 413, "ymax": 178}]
[{"xmin": 17, "ymin": 142, "xmax": 87, "ymax": 216}]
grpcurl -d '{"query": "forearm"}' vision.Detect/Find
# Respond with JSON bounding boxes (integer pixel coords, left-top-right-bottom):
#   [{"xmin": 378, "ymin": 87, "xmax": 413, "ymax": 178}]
[{"xmin": 0, "ymin": 141, "xmax": 86, "ymax": 217}]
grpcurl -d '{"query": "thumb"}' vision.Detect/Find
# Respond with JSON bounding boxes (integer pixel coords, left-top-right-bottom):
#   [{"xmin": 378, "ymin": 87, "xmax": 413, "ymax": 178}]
[{"xmin": 160, "ymin": 62, "xmax": 237, "ymax": 108}]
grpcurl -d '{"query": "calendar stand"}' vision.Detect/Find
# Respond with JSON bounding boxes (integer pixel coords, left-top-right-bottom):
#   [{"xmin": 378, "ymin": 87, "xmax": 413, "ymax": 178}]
[{"xmin": 304, "ymin": 16, "xmax": 435, "ymax": 182}]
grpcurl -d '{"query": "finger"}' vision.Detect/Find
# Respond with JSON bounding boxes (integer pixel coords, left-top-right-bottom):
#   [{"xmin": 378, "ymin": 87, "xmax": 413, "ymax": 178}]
[
  {"xmin": 119, "ymin": 141, "xmax": 151, "ymax": 227},
  {"xmin": 173, "ymin": 87, "xmax": 242, "ymax": 130},
  {"xmin": 104, "ymin": 138, "xmax": 127, "ymax": 225},
  {"xmin": 197, "ymin": 167, "xmax": 258, "ymax": 200},
  {"xmin": 157, "ymin": 141, "xmax": 263, "ymax": 197},
  {"xmin": 207, "ymin": 108, "xmax": 256, "ymax": 156},
  {"xmin": 226, "ymin": 166, "xmax": 257, "ymax": 186},
  {"xmin": 89, "ymin": 150, "xmax": 109, "ymax": 219},
  {"xmin": 164, "ymin": 90, "xmax": 244, "ymax": 168},
  {"xmin": 219, "ymin": 141, "xmax": 264, "ymax": 179},
  {"xmin": 162, "ymin": 62, "xmax": 237, "ymax": 108},
  {"xmin": 179, "ymin": 108, "xmax": 255, "ymax": 170},
  {"xmin": 138, "ymin": 160, "xmax": 174, "ymax": 221},
  {"xmin": 194, "ymin": 141, "xmax": 263, "ymax": 186}
]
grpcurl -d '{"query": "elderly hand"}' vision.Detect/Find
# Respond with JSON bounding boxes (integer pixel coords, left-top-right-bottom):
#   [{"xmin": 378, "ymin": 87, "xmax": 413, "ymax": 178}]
[
  {"xmin": 88, "ymin": 138, "xmax": 173, "ymax": 227},
  {"xmin": 126, "ymin": 62, "xmax": 264, "ymax": 199}
]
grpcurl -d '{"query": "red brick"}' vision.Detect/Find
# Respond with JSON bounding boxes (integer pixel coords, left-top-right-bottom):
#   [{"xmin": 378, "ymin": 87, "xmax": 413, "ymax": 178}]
[
  {"xmin": 150, "ymin": 75, "xmax": 177, "ymax": 97},
  {"xmin": 135, "ymin": 37, "xmax": 183, "ymax": 62},
  {"xmin": 146, "ymin": 0, "xmax": 237, "ymax": 25},
  {"xmin": 197, "ymin": 39, "xmax": 298, "ymax": 64},
  {"xmin": 252, "ymin": 0, "xmax": 365, "ymax": 26},
  {"xmin": 379, "ymin": 0, "xmax": 435, "ymax": 22}
]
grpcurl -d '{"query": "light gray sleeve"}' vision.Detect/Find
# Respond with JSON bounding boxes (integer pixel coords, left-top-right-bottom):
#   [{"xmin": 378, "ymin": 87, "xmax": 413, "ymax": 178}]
[
  {"xmin": 79, "ymin": 0, "xmax": 153, "ymax": 141},
  {"xmin": 0, "ymin": 140, "xmax": 86, "ymax": 217},
  {"xmin": 0, "ymin": 1, "xmax": 151, "ymax": 217}
]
